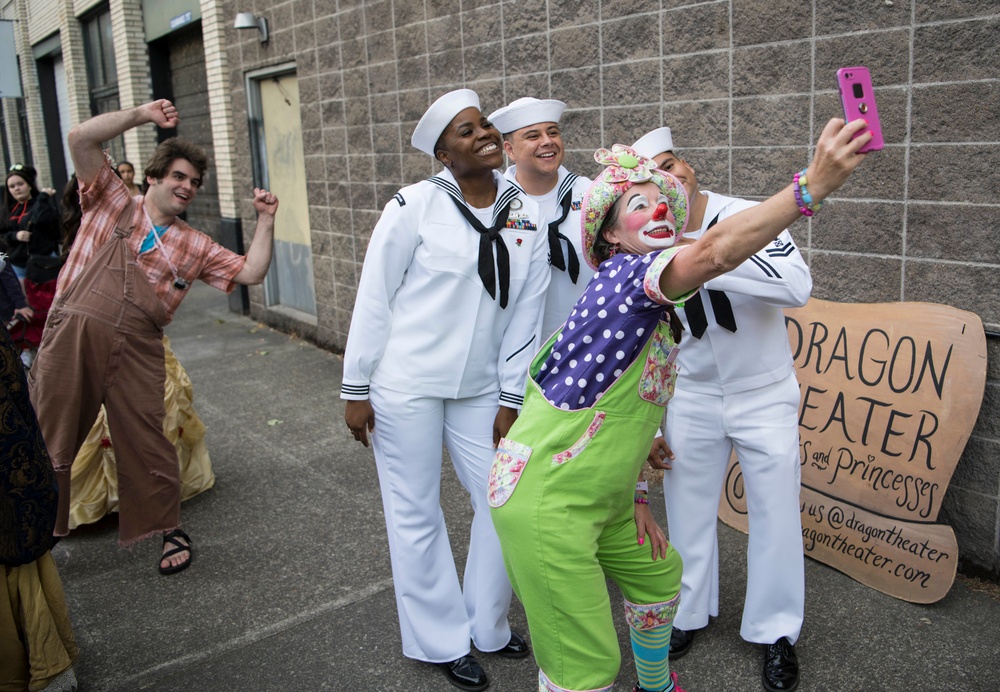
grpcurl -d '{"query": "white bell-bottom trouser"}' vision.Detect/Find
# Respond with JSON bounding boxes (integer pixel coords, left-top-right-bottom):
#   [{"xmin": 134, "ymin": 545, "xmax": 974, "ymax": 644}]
[
  {"xmin": 369, "ymin": 385, "xmax": 513, "ymax": 663},
  {"xmin": 662, "ymin": 373, "xmax": 804, "ymax": 644}
]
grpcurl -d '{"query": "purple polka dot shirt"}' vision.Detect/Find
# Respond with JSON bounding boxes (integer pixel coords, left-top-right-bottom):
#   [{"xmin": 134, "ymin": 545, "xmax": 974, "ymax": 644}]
[{"xmin": 535, "ymin": 247, "xmax": 690, "ymax": 410}]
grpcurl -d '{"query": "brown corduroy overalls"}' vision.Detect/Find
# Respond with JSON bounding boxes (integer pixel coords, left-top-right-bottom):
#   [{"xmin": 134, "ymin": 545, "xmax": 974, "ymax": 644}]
[{"xmin": 29, "ymin": 200, "xmax": 181, "ymax": 545}]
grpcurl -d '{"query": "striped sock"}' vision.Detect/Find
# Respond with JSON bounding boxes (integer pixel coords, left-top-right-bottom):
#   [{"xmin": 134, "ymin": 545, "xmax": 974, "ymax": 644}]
[{"xmin": 629, "ymin": 624, "xmax": 673, "ymax": 691}]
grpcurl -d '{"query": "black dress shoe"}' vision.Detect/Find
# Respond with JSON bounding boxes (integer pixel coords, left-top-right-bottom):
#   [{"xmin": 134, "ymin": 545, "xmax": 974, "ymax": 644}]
[
  {"xmin": 668, "ymin": 627, "xmax": 695, "ymax": 659},
  {"xmin": 762, "ymin": 637, "xmax": 799, "ymax": 692},
  {"xmin": 438, "ymin": 655, "xmax": 489, "ymax": 692},
  {"xmin": 492, "ymin": 629, "xmax": 530, "ymax": 659}
]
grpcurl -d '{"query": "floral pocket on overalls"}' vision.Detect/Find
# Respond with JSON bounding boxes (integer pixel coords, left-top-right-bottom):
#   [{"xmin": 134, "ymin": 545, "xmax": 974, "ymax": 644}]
[
  {"xmin": 488, "ymin": 438, "xmax": 532, "ymax": 508},
  {"xmin": 551, "ymin": 410, "xmax": 606, "ymax": 465},
  {"xmin": 638, "ymin": 324, "xmax": 679, "ymax": 406}
]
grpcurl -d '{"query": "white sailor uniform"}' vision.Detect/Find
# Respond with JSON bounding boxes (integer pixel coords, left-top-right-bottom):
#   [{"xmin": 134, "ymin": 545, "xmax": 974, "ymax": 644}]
[
  {"xmin": 662, "ymin": 190, "xmax": 811, "ymax": 645},
  {"xmin": 504, "ymin": 165, "xmax": 591, "ymax": 341},
  {"xmin": 341, "ymin": 168, "xmax": 550, "ymax": 663}
]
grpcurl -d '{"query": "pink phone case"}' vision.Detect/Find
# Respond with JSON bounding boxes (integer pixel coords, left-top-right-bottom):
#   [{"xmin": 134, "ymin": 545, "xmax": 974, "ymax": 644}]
[{"xmin": 837, "ymin": 66, "xmax": 884, "ymax": 152}]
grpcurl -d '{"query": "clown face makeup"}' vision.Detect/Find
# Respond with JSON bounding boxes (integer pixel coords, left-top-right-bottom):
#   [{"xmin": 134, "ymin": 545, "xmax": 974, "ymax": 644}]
[
  {"xmin": 580, "ymin": 144, "xmax": 688, "ymax": 269},
  {"xmin": 604, "ymin": 181, "xmax": 681, "ymax": 255}
]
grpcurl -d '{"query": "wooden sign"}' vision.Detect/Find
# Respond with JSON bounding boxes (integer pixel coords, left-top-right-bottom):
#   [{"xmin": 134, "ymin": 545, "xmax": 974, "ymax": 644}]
[{"xmin": 719, "ymin": 300, "xmax": 985, "ymax": 603}]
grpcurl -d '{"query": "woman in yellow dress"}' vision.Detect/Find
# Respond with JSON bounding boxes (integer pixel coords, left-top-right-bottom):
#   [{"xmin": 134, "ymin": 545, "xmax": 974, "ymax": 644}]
[{"xmin": 66, "ymin": 336, "xmax": 216, "ymax": 529}]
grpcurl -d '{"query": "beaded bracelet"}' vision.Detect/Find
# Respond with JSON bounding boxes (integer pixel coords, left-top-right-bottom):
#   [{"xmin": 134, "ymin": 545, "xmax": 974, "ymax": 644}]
[
  {"xmin": 793, "ymin": 171, "xmax": 814, "ymax": 217},
  {"xmin": 796, "ymin": 169, "xmax": 824, "ymax": 216},
  {"xmin": 798, "ymin": 171, "xmax": 815, "ymax": 206},
  {"xmin": 792, "ymin": 172, "xmax": 812, "ymax": 216},
  {"xmin": 634, "ymin": 493, "xmax": 649, "ymax": 505}
]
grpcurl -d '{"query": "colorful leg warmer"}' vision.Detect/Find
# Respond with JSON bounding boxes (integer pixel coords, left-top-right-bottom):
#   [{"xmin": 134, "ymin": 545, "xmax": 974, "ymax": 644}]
[{"xmin": 625, "ymin": 595, "xmax": 679, "ymax": 692}]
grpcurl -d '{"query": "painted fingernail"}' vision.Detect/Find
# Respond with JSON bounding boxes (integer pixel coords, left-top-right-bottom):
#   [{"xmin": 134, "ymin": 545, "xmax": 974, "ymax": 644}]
[{"xmin": 639, "ymin": 537, "xmax": 645, "ymax": 545}]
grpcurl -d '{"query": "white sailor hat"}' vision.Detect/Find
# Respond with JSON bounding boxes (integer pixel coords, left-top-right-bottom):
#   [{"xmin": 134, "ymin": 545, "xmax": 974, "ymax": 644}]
[
  {"xmin": 410, "ymin": 89, "xmax": 481, "ymax": 157},
  {"xmin": 487, "ymin": 97, "xmax": 566, "ymax": 135},
  {"xmin": 631, "ymin": 126, "xmax": 675, "ymax": 159}
]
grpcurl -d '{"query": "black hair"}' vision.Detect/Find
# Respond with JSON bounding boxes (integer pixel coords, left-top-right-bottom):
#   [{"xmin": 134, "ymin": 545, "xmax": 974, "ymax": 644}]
[
  {"xmin": 60, "ymin": 173, "xmax": 82, "ymax": 257},
  {"xmin": 1, "ymin": 165, "xmax": 41, "ymax": 234}
]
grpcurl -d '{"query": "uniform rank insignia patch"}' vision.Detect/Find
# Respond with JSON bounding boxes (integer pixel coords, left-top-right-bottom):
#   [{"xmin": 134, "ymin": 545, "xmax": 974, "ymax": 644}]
[{"xmin": 393, "ymin": 192, "xmax": 406, "ymax": 207}]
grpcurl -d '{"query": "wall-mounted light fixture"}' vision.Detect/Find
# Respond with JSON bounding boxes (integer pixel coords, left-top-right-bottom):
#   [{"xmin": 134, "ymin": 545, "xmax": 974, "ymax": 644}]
[{"xmin": 234, "ymin": 12, "xmax": 269, "ymax": 44}]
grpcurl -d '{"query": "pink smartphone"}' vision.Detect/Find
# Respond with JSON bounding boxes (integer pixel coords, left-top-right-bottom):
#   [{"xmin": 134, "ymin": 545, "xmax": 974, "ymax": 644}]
[{"xmin": 837, "ymin": 66, "xmax": 884, "ymax": 152}]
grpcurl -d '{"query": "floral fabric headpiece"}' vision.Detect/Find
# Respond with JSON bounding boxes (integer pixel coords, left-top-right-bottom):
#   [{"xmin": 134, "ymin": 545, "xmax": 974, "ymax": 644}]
[{"xmin": 580, "ymin": 144, "xmax": 688, "ymax": 270}]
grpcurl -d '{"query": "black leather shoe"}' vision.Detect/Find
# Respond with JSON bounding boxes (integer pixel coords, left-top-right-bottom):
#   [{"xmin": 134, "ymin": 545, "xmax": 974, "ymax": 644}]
[
  {"xmin": 438, "ymin": 655, "xmax": 489, "ymax": 692},
  {"xmin": 762, "ymin": 637, "xmax": 799, "ymax": 692},
  {"xmin": 492, "ymin": 629, "xmax": 530, "ymax": 659},
  {"xmin": 668, "ymin": 627, "xmax": 695, "ymax": 659}
]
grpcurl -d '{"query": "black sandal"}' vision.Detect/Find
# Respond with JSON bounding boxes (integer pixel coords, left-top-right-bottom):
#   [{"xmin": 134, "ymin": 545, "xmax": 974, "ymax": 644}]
[{"xmin": 159, "ymin": 529, "xmax": 193, "ymax": 575}]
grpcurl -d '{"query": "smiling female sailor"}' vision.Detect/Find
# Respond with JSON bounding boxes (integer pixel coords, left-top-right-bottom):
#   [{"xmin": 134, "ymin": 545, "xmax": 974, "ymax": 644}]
[{"xmin": 341, "ymin": 89, "xmax": 550, "ymax": 691}]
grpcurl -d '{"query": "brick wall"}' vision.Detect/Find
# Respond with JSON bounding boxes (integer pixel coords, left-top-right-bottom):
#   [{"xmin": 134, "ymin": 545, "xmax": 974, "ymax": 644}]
[
  {"xmin": 225, "ymin": 0, "xmax": 1000, "ymax": 579},
  {"xmin": 25, "ymin": 0, "xmax": 60, "ymax": 41},
  {"xmin": 109, "ymin": 0, "xmax": 157, "ymax": 168},
  {"xmin": 202, "ymin": 1, "xmax": 239, "ymax": 220},
  {"xmin": 13, "ymin": 0, "xmax": 51, "ymax": 185}
]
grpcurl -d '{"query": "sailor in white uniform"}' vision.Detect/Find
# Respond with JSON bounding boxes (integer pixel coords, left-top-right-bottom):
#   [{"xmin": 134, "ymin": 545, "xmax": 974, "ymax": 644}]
[
  {"xmin": 633, "ymin": 126, "xmax": 810, "ymax": 692},
  {"xmin": 342, "ymin": 89, "xmax": 548, "ymax": 690},
  {"xmin": 487, "ymin": 97, "xmax": 592, "ymax": 342}
]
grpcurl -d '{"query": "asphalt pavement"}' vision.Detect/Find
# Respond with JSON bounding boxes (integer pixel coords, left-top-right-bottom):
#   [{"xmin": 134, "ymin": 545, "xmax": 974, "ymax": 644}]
[{"xmin": 50, "ymin": 281, "xmax": 1000, "ymax": 691}]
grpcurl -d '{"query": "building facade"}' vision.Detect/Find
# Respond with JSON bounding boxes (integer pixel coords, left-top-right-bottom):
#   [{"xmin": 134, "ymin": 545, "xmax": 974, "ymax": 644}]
[{"xmin": 3, "ymin": 0, "xmax": 999, "ymax": 580}]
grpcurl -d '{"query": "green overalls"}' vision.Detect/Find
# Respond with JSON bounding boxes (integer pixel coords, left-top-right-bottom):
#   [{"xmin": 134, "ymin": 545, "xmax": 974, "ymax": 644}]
[{"xmin": 490, "ymin": 321, "xmax": 683, "ymax": 692}]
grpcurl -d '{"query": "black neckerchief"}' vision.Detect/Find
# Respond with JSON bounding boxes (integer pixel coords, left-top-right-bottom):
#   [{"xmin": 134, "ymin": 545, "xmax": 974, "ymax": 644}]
[
  {"xmin": 546, "ymin": 173, "xmax": 580, "ymax": 283},
  {"xmin": 428, "ymin": 176, "xmax": 518, "ymax": 308},
  {"xmin": 683, "ymin": 212, "xmax": 737, "ymax": 337}
]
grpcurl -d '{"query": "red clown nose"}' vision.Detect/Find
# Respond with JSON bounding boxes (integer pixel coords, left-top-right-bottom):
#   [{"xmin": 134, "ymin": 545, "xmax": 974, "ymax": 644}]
[{"xmin": 652, "ymin": 202, "xmax": 669, "ymax": 221}]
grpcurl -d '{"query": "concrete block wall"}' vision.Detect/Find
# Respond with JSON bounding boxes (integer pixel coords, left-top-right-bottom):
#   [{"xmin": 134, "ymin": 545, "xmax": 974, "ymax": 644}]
[{"xmin": 238, "ymin": 0, "xmax": 998, "ymax": 580}]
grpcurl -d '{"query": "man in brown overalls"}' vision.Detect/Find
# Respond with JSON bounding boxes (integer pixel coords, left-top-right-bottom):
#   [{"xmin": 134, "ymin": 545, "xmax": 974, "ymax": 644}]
[{"xmin": 29, "ymin": 99, "xmax": 279, "ymax": 574}]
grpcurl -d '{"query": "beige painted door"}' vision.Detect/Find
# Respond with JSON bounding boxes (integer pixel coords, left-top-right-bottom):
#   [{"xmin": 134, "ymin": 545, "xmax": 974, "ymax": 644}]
[{"xmin": 259, "ymin": 73, "xmax": 316, "ymax": 316}]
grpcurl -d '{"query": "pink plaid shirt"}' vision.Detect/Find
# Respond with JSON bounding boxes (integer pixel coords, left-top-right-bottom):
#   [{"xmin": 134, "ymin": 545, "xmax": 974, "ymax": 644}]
[{"xmin": 58, "ymin": 160, "xmax": 245, "ymax": 323}]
